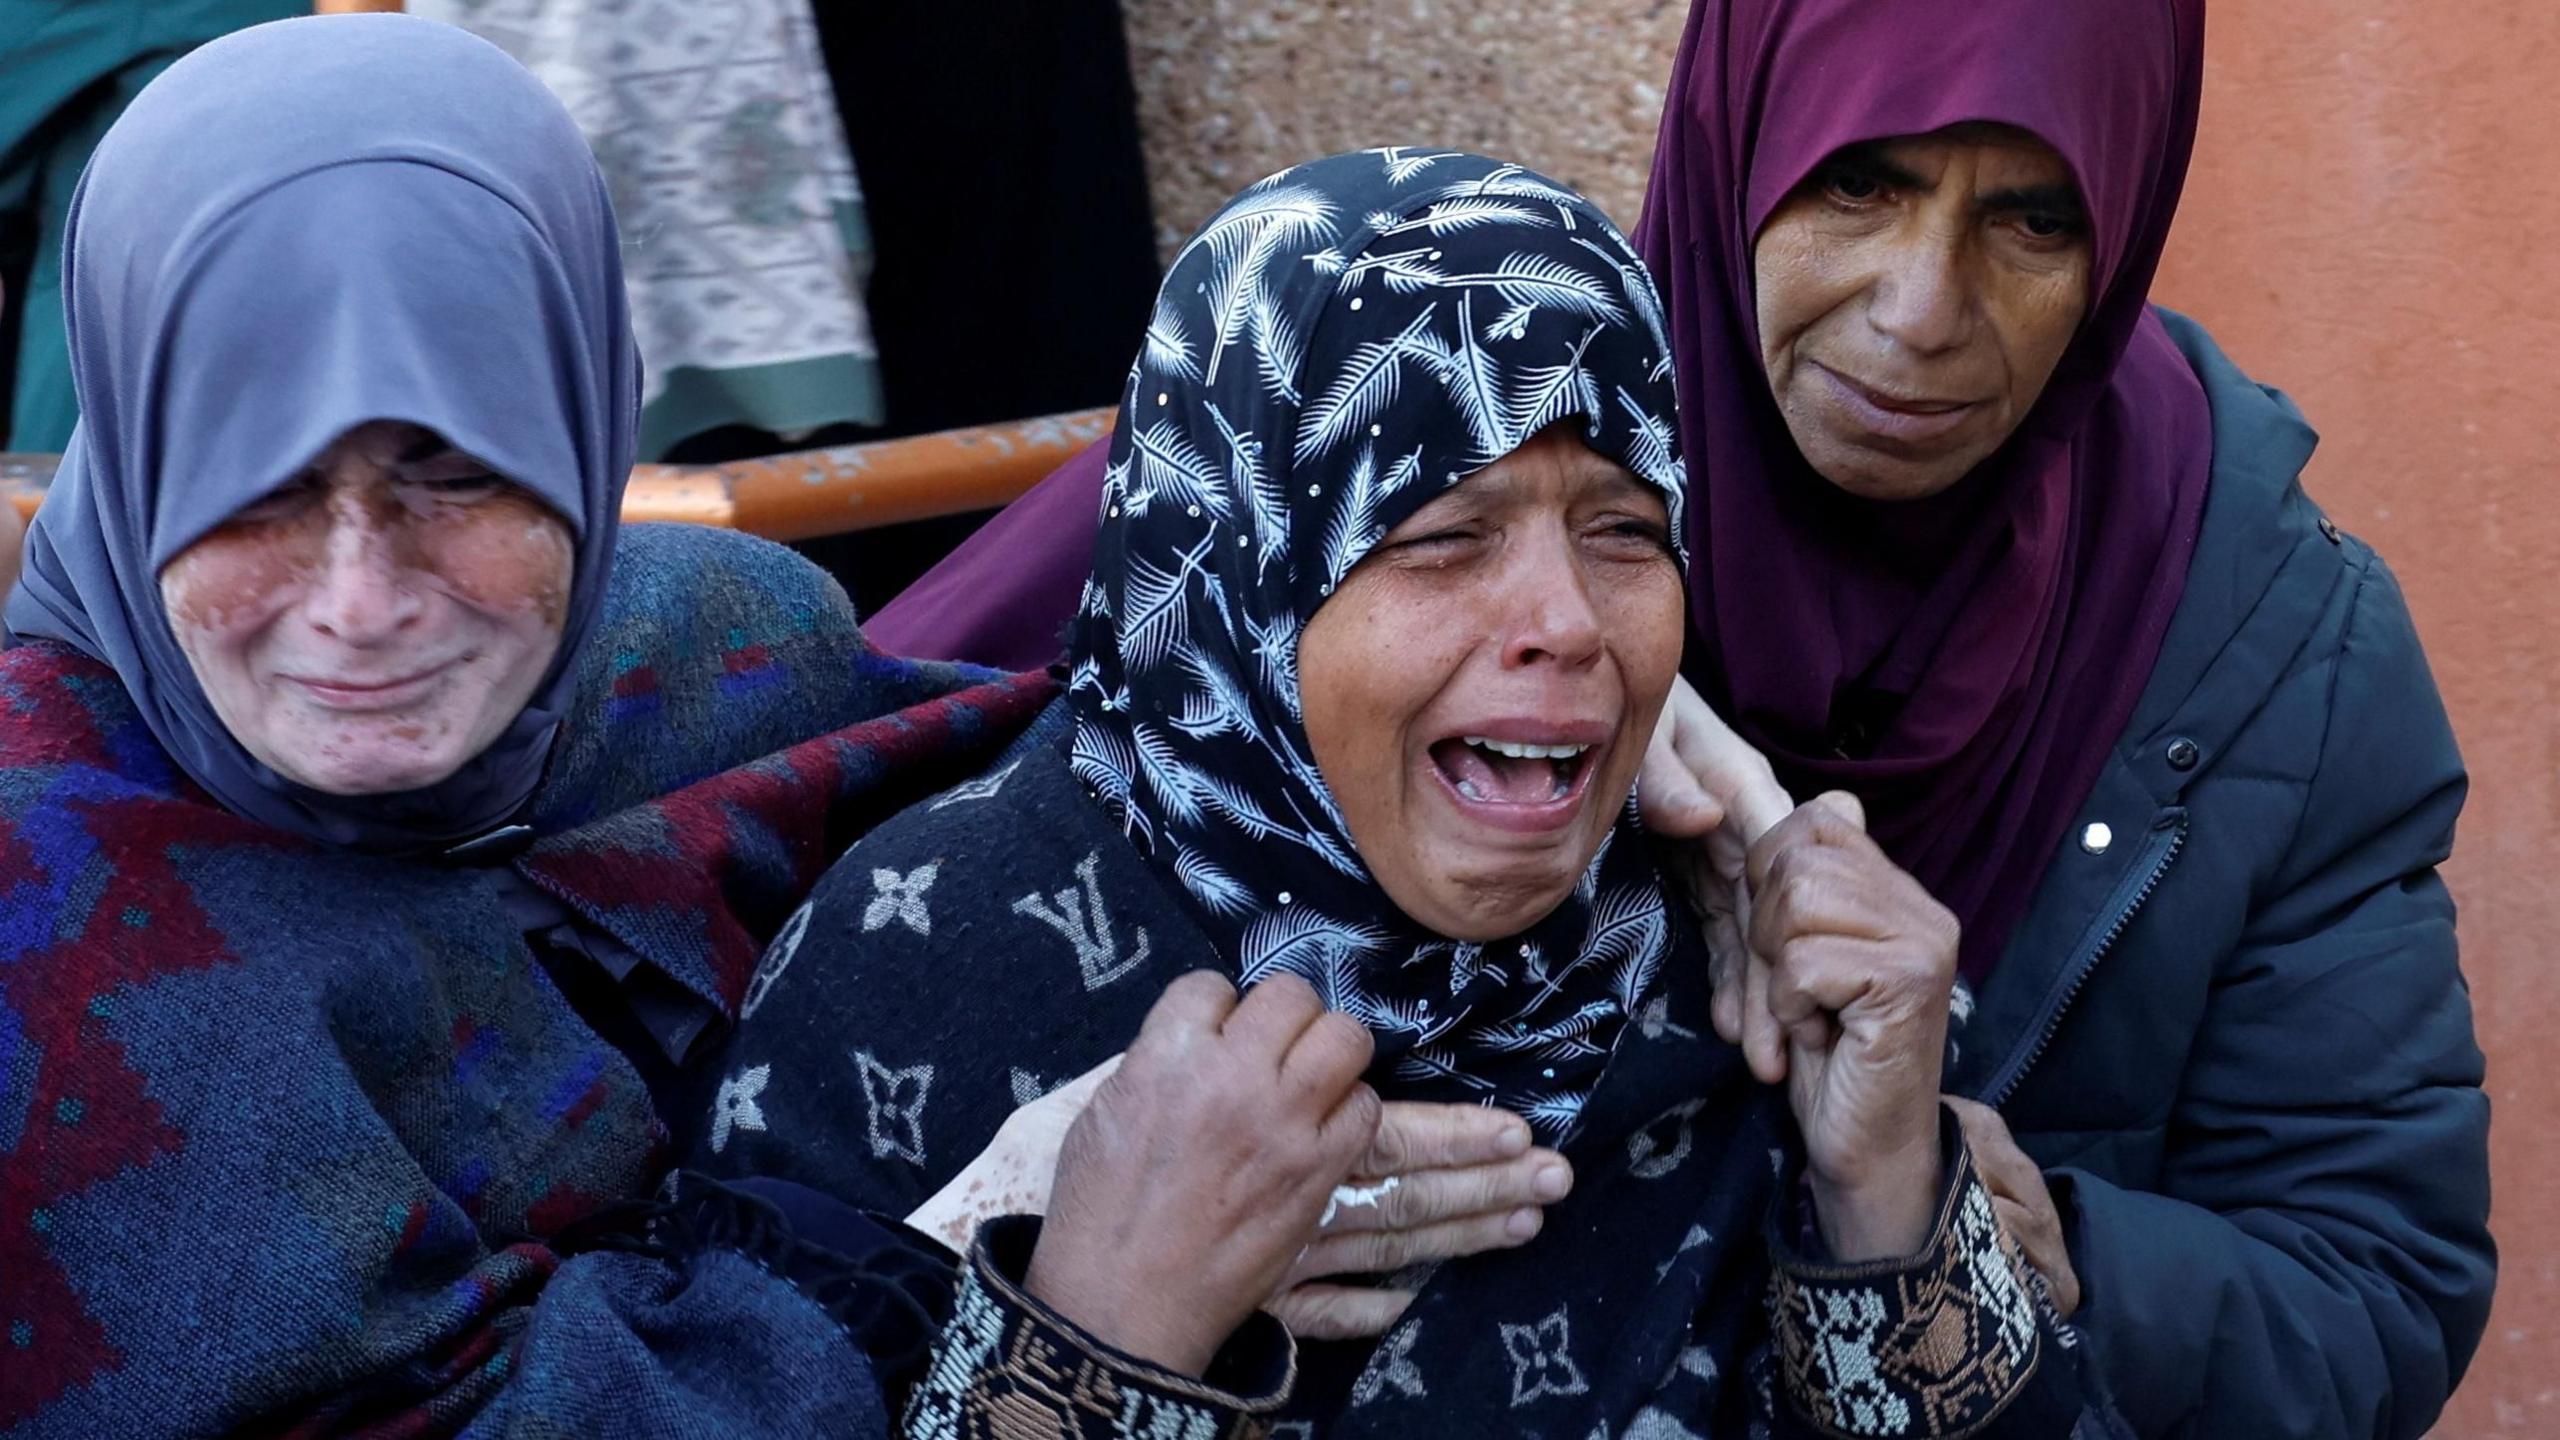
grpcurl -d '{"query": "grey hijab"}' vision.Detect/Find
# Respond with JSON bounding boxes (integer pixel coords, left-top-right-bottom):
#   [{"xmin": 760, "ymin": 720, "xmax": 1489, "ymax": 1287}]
[{"xmin": 4, "ymin": 14, "xmax": 639, "ymax": 852}]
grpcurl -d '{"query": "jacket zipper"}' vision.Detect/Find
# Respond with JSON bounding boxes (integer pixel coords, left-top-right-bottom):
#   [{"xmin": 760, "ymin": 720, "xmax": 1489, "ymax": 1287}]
[{"xmin": 1987, "ymin": 815, "xmax": 2189, "ymax": 1108}]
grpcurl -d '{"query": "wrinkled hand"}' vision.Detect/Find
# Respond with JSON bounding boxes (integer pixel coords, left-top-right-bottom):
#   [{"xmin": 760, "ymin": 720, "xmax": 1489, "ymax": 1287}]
[
  {"xmin": 1268, "ymin": 1101, "xmax": 1572, "ymax": 1339},
  {"xmin": 1027, "ymin": 972, "xmax": 1379, "ymax": 1375},
  {"xmin": 905, "ymin": 1055, "xmax": 1120, "ymax": 1254},
  {"xmin": 1635, "ymin": 674, "xmax": 1795, "ymax": 1078},
  {"xmin": 1945, "ymin": 1096, "xmax": 2080, "ymax": 1318},
  {"xmin": 1749, "ymin": 793, "xmax": 1958, "ymax": 1260}
]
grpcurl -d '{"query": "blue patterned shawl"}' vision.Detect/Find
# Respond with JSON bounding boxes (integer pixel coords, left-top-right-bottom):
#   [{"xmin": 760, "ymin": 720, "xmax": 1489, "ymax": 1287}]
[{"xmin": 0, "ymin": 523, "xmax": 1054, "ymax": 1433}]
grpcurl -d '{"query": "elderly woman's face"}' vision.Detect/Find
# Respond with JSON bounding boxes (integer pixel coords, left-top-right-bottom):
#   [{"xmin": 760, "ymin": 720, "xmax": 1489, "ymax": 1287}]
[
  {"xmin": 1297, "ymin": 426, "xmax": 1685, "ymax": 940},
  {"xmin": 1754, "ymin": 123, "xmax": 2092, "ymax": 502},
  {"xmin": 158, "ymin": 420, "xmax": 574, "ymax": 796}
]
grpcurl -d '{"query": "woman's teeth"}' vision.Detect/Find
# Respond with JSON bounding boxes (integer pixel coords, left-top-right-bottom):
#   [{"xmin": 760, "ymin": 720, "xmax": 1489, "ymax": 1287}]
[
  {"xmin": 1449, "ymin": 736, "xmax": 1588, "ymax": 803},
  {"xmin": 1462, "ymin": 736, "xmax": 1591, "ymax": 761}
]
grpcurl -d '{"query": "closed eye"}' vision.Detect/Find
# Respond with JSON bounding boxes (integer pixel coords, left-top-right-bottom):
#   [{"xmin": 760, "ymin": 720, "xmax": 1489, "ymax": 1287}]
[
  {"xmin": 230, "ymin": 473, "xmax": 324, "ymax": 522},
  {"xmin": 1587, "ymin": 515, "xmax": 1674, "ymax": 557},
  {"xmin": 399, "ymin": 467, "xmax": 508, "ymax": 504}
]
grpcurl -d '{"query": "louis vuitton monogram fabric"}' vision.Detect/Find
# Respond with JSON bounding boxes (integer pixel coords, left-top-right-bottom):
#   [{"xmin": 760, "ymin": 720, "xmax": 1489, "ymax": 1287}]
[{"xmin": 700, "ymin": 703, "xmax": 2094, "ymax": 1437}]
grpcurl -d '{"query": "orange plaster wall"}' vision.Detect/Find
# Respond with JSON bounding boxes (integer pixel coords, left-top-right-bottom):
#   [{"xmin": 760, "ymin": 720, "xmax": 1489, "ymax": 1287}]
[{"xmin": 2151, "ymin": 5, "xmax": 2560, "ymax": 1434}]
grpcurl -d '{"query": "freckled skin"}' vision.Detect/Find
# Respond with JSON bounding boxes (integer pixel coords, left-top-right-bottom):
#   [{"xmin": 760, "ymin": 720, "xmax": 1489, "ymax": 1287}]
[
  {"xmin": 158, "ymin": 419, "xmax": 576, "ymax": 796},
  {"xmin": 1297, "ymin": 426, "xmax": 1686, "ymax": 941},
  {"xmin": 1755, "ymin": 123, "xmax": 2094, "ymax": 502}
]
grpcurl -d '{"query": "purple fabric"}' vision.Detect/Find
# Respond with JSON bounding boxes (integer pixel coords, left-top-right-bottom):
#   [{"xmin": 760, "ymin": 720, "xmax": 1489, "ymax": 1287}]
[
  {"xmin": 864, "ymin": 438, "xmax": 1106, "ymax": 671},
  {"xmin": 1635, "ymin": 0, "xmax": 2214, "ymax": 979}
]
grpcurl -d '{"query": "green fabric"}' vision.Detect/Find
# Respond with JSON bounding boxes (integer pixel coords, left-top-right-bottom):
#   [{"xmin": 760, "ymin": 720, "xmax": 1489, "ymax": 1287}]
[
  {"xmin": 636, "ymin": 352, "xmax": 885, "ymax": 461},
  {"xmin": 1, "ymin": 0, "xmax": 301, "ymax": 449}
]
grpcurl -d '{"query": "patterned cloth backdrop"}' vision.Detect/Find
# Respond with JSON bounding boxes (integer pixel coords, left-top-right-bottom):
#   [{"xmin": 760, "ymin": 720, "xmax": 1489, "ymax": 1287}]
[{"xmin": 412, "ymin": 0, "xmax": 885, "ymax": 459}]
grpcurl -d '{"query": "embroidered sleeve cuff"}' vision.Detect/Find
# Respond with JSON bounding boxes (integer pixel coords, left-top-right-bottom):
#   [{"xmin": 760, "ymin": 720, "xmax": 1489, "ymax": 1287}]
[
  {"xmin": 1768, "ymin": 1115, "xmax": 2042, "ymax": 1440},
  {"xmin": 903, "ymin": 1215, "xmax": 1296, "ymax": 1440}
]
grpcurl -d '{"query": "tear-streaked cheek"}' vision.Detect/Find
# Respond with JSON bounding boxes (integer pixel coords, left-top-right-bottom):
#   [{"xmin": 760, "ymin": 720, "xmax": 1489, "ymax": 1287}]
[
  {"xmin": 158, "ymin": 515, "xmax": 324, "ymax": 650},
  {"xmin": 416, "ymin": 493, "xmax": 575, "ymax": 631},
  {"xmin": 1597, "ymin": 567, "xmax": 1685, "ymax": 794}
]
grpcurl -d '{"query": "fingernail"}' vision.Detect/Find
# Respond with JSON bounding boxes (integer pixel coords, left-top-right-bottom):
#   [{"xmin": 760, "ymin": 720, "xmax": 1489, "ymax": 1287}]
[
  {"xmin": 1533, "ymin": 1163, "xmax": 1572, "ymax": 1202},
  {"xmin": 1506, "ymin": 1206, "xmax": 1543, "ymax": 1241},
  {"xmin": 1500, "ymin": 1122, "xmax": 1533, "ymax": 1157}
]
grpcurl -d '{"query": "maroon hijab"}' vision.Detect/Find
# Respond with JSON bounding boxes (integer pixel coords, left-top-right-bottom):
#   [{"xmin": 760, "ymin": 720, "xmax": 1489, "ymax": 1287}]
[{"xmin": 1636, "ymin": 0, "xmax": 2213, "ymax": 980}]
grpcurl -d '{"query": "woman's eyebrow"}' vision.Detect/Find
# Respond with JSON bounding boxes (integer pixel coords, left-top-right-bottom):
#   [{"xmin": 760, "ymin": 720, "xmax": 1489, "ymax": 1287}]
[
  {"xmin": 1582, "ymin": 466, "xmax": 1655, "ymax": 501},
  {"xmin": 1828, "ymin": 143, "xmax": 1925, "ymax": 191},
  {"xmin": 1978, "ymin": 182, "xmax": 2086, "ymax": 218}
]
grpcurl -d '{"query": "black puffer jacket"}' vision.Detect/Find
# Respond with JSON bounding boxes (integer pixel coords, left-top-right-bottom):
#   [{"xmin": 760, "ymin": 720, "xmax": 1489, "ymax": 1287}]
[{"xmin": 1946, "ymin": 311, "xmax": 2496, "ymax": 1440}]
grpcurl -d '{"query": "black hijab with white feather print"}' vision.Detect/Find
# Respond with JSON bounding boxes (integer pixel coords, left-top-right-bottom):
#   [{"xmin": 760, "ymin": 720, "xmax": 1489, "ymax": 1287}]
[{"xmin": 1066, "ymin": 149, "xmax": 1691, "ymax": 1139}]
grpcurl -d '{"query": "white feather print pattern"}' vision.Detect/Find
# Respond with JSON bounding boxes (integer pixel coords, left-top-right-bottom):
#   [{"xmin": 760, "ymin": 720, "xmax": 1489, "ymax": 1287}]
[
  {"xmin": 1372, "ymin": 146, "xmax": 1460, "ymax": 184},
  {"xmin": 1191, "ymin": 767, "xmax": 1292, "ymax": 844},
  {"xmin": 1395, "ymin": 1046, "xmax": 1500, "ymax": 1093},
  {"xmin": 1131, "ymin": 720, "xmax": 1206, "ymax": 826},
  {"xmin": 1170, "ymin": 645, "xmax": 1256, "ymax": 741},
  {"xmin": 1322, "ymin": 445, "xmax": 1385, "ymax": 586},
  {"xmin": 1115, "ymin": 532, "xmax": 1212, "ymax": 670},
  {"xmin": 1143, "ymin": 305, "xmax": 1202, "ymax": 382},
  {"xmin": 1332, "ymin": 248, "xmax": 1450, "ymax": 295},
  {"xmin": 1520, "ymin": 1093, "xmax": 1590, "ymax": 1136},
  {"xmin": 1204, "ymin": 401, "xmax": 1264, "ymax": 514},
  {"xmin": 1198, "ymin": 399, "xmax": 1280, "ymax": 568},
  {"xmin": 1242, "ymin": 609, "xmax": 1300, "ymax": 717},
  {"xmin": 1202, "ymin": 221, "xmax": 1289, "ymax": 387},
  {"xmin": 1616, "ymin": 385, "xmax": 1680, "ymax": 490},
  {"xmin": 1433, "ymin": 292, "xmax": 1509, "ymax": 460},
  {"xmin": 1377, "ymin": 197, "xmax": 1552, "ymax": 236},
  {"xmin": 1453, "ymin": 163, "xmax": 1587, "ymax": 208},
  {"xmin": 1295, "ymin": 304, "xmax": 1441, "ymax": 461},
  {"xmin": 1502, "ymin": 327, "xmax": 1604, "ymax": 444},
  {"xmin": 1129, "ymin": 419, "xmax": 1231, "ymax": 521},
  {"xmin": 1583, "ymin": 881, "xmax": 1668, "ymax": 972},
  {"xmin": 1378, "ymin": 446, "xmax": 1427, "ymax": 497},
  {"xmin": 1242, "ymin": 907, "xmax": 1391, "ymax": 999},
  {"xmin": 1067, "ymin": 724, "xmax": 1139, "ymax": 824},
  {"xmin": 1578, "ymin": 828, "xmax": 1617, "ymax": 907},
  {"xmin": 1075, "ymin": 577, "xmax": 1111, "ymax": 622},
  {"xmin": 1573, "ymin": 235, "xmax": 1672, "ymax": 360},
  {"xmin": 1250, "ymin": 290, "xmax": 1306, "ymax": 405},
  {"xmin": 1174, "ymin": 844, "xmax": 1255, "ymax": 917},
  {"xmin": 1483, "ymin": 301, "xmax": 1539, "ymax": 343},
  {"xmin": 1173, "ymin": 184, "xmax": 1338, "ymax": 271},
  {"xmin": 1452, "ymin": 252, "xmax": 1628, "ymax": 323}
]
